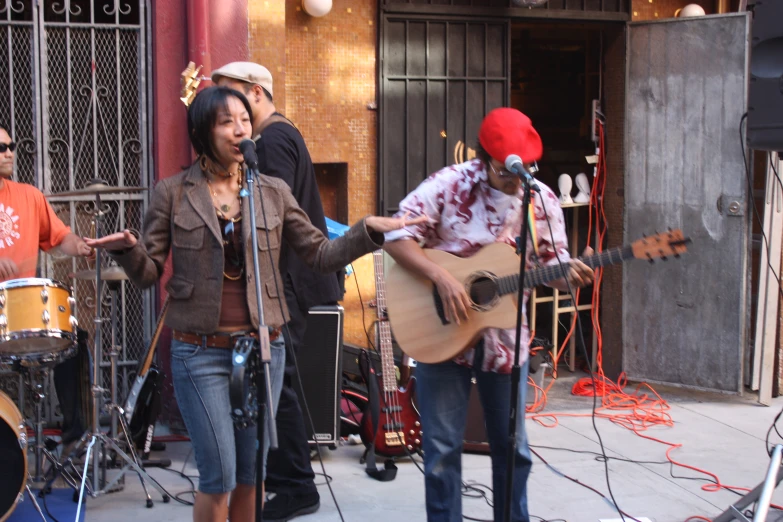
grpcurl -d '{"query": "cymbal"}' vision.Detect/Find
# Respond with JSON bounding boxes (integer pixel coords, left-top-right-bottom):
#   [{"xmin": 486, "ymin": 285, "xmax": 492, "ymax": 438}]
[
  {"xmin": 70, "ymin": 266, "xmax": 129, "ymax": 282},
  {"xmin": 48, "ymin": 181, "xmax": 147, "ymax": 198}
]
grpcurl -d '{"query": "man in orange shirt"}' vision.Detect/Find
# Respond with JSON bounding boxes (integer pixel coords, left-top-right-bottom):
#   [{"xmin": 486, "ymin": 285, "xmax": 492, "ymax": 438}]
[{"xmin": 0, "ymin": 124, "xmax": 92, "ymax": 281}]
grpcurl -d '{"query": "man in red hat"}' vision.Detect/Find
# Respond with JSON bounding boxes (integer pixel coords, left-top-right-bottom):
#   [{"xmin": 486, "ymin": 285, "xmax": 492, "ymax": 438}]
[{"xmin": 384, "ymin": 108, "xmax": 594, "ymax": 522}]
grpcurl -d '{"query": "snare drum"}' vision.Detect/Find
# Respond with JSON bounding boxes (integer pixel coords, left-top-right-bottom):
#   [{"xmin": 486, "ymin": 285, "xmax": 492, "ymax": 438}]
[
  {"xmin": 0, "ymin": 391, "xmax": 26, "ymax": 522},
  {"xmin": 0, "ymin": 278, "xmax": 78, "ymax": 367}
]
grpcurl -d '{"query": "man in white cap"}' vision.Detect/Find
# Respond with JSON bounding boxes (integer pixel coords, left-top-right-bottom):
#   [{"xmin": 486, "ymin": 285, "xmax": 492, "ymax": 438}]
[{"xmin": 211, "ymin": 61, "xmax": 340, "ymax": 521}]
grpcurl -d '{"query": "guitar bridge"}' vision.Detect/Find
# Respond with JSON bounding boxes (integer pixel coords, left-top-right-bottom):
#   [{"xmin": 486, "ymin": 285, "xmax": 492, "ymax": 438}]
[{"xmin": 384, "ymin": 432, "xmax": 405, "ymax": 447}]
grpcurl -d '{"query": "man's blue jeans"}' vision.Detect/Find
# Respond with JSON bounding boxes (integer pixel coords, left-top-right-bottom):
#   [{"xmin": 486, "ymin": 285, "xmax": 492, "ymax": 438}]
[{"xmin": 416, "ymin": 346, "xmax": 532, "ymax": 522}]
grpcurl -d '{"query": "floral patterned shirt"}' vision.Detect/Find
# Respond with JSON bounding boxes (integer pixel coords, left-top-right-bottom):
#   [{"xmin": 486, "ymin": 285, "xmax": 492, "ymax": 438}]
[{"xmin": 384, "ymin": 158, "xmax": 570, "ymax": 373}]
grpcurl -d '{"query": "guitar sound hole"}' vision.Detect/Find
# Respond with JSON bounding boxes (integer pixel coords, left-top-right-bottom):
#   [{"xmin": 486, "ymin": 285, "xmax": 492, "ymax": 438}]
[{"xmin": 469, "ymin": 277, "xmax": 498, "ymax": 309}]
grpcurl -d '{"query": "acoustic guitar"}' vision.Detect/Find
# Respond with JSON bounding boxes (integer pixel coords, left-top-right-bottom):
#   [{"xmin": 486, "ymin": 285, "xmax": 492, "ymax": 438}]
[{"xmin": 385, "ymin": 229, "xmax": 690, "ymax": 364}]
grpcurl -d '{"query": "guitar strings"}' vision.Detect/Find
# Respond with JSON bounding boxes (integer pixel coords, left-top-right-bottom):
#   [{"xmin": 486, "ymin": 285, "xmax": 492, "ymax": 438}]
[{"xmin": 374, "ymin": 251, "xmax": 407, "ymax": 454}]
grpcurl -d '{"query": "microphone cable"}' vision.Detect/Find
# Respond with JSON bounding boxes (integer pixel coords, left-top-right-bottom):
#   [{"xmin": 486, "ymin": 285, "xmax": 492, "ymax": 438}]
[{"xmin": 536, "ymin": 188, "xmax": 637, "ymax": 522}]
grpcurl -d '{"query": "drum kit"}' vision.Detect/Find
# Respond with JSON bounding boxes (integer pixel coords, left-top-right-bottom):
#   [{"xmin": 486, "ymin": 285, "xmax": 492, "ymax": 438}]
[{"xmin": 0, "ymin": 180, "xmax": 169, "ymax": 522}]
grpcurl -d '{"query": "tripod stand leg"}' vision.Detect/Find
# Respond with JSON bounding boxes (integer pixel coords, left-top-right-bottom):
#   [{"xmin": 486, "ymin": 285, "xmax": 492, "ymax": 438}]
[
  {"xmin": 25, "ymin": 485, "xmax": 47, "ymax": 522},
  {"xmin": 41, "ymin": 431, "xmax": 91, "ymax": 497},
  {"xmin": 115, "ymin": 408, "xmax": 154, "ymax": 506},
  {"xmin": 713, "ymin": 451, "xmax": 783, "ymax": 522},
  {"xmin": 99, "ymin": 435, "xmax": 169, "ymax": 503},
  {"xmin": 41, "ymin": 448, "xmax": 81, "ymax": 492}
]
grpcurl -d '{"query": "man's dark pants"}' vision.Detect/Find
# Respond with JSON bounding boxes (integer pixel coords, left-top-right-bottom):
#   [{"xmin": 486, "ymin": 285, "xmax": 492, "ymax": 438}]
[{"xmin": 264, "ymin": 278, "xmax": 320, "ymax": 509}]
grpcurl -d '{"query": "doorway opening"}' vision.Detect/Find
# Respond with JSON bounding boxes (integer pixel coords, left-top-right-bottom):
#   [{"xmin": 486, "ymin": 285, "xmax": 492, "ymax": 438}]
[{"xmin": 512, "ymin": 22, "xmax": 603, "ymax": 374}]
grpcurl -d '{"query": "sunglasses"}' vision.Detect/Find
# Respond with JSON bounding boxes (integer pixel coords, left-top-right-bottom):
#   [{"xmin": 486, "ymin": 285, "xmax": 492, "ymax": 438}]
[
  {"xmin": 488, "ymin": 162, "xmax": 517, "ymax": 179},
  {"xmin": 0, "ymin": 142, "xmax": 16, "ymax": 153},
  {"xmin": 489, "ymin": 161, "xmax": 539, "ymax": 178}
]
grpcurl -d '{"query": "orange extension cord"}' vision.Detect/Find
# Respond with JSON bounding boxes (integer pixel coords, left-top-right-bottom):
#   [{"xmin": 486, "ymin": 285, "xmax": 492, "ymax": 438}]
[{"xmin": 523, "ymin": 120, "xmax": 781, "ymax": 521}]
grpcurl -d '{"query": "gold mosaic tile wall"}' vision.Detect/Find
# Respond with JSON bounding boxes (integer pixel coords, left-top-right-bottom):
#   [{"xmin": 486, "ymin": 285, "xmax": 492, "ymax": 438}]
[{"xmin": 249, "ymin": 0, "xmax": 380, "ymax": 348}]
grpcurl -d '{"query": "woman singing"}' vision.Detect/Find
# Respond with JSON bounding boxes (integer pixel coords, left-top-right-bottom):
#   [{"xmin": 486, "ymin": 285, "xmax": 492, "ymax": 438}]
[{"xmin": 86, "ymin": 86, "xmax": 423, "ymax": 522}]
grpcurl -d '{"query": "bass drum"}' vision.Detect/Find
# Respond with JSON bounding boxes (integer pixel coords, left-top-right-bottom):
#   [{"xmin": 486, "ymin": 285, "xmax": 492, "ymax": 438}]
[{"xmin": 0, "ymin": 391, "xmax": 26, "ymax": 522}]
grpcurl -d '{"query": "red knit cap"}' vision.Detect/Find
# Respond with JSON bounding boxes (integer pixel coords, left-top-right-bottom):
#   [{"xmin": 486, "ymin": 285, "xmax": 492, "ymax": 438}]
[{"xmin": 478, "ymin": 108, "xmax": 543, "ymax": 164}]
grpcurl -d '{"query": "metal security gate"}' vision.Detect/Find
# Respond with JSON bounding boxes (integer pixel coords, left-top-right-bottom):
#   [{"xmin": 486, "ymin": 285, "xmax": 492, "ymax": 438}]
[
  {"xmin": 0, "ymin": 0, "xmax": 152, "ymax": 423},
  {"xmin": 379, "ymin": 16, "xmax": 510, "ymax": 216}
]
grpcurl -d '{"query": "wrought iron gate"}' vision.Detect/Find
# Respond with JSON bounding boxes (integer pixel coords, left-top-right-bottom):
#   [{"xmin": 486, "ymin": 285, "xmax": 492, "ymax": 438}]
[
  {"xmin": 0, "ymin": 0, "xmax": 152, "ymax": 423},
  {"xmin": 379, "ymin": 16, "xmax": 510, "ymax": 216}
]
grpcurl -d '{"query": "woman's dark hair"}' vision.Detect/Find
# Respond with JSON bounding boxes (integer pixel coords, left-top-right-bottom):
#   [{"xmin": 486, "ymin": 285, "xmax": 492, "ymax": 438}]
[
  {"xmin": 187, "ymin": 86, "xmax": 254, "ymax": 160},
  {"xmin": 0, "ymin": 123, "xmax": 10, "ymax": 136}
]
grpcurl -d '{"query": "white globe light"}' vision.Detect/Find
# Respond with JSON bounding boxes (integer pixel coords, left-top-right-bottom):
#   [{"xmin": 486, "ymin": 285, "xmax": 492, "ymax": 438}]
[
  {"xmin": 678, "ymin": 4, "xmax": 706, "ymax": 17},
  {"xmin": 303, "ymin": 0, "xmax": 332, "ymax": 17}
]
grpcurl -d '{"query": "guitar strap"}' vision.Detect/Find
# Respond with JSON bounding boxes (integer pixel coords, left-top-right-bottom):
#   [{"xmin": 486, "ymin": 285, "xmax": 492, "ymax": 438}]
[
  {"xmin": 254, "ymin": 114, "xmax": 298, "ymax": 140},
  {"xmin": 359, "ymin": 349, "xmax": 398, "ymax": 482},
  {"xmin": 515, "ymin": 192, "xmax": 540, "ymax": 258}
]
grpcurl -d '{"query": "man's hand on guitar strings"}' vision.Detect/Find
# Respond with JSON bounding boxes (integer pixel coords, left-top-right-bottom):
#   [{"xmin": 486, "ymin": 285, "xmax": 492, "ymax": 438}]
[
  {"xmin": 565, "ymin": 246, "xmax": 595, "ymax": 288},
  {"xmin": 432, "ymin": 267, "xmax": 472, "ymax": 325}
]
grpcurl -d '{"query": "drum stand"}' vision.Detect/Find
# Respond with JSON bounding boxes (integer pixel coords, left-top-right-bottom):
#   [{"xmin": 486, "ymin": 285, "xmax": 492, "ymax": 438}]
[
  {"xmin": 83, "ymin": 194, "xmax": 168, "ymax": 504},
  {"xmin": 44, "ymin": 187, "xmax": 169, "ymax": 508}
]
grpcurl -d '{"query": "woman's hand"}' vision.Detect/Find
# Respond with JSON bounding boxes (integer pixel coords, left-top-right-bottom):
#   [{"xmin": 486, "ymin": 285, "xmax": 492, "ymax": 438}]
[
  {"xmin": 83, "ymin": 230, "xmax": 137, "ymax": 252},
  {"xmin": 365, "ymin": 212, "xmax": 428, "ymax": 234}
]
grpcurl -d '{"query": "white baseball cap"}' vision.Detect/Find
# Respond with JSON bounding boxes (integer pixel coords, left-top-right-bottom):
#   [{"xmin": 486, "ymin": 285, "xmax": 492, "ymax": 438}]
[{"xmin": 211, "ymin": 62, "xmax": 274, "ymax": 98}]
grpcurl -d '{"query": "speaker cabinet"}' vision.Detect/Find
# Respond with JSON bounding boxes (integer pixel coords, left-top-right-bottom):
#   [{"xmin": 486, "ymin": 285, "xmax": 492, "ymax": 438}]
[
  {"xmin": 747, "ymin": 0, "xmax": 783, "ymax": 151},
  {"xmin": 293, "ymin": 305, "xmax": 344, "ymax": 447}
]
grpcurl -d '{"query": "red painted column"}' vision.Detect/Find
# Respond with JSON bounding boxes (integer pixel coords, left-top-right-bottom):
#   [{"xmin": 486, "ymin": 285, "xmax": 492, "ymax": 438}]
[
  {"xmin": 149, "ymin": 0, "xmax": 249, "ymax": 428},
  {"xmin": 187, "ymin": 0, "xmax": 212, "ymax": 80},
  {"xmin": 150, "ymin": 0, "xmax": 190, "ymax": 428}
]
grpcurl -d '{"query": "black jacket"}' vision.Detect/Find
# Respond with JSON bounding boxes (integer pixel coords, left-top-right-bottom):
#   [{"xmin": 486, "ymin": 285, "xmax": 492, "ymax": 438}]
[{"xmin": 255, "ymin": 114, "xmax": 344, "ymax": 312}]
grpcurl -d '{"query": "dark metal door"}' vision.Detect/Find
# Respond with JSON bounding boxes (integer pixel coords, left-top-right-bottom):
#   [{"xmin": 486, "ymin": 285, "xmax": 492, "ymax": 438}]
[
  {"xmin": 623, "ymin": 14, "xmax": 750, "ymax": 392},
  {"xmin": 379, "ymin": 16, "xmax": 510, "ymax": 215}
]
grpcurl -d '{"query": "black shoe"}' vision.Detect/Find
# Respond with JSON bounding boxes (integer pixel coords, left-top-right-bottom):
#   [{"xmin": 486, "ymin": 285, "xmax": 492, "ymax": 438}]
[{"xmin": 263, "ymin": 491, "xmax": 320, "ymax": 522}]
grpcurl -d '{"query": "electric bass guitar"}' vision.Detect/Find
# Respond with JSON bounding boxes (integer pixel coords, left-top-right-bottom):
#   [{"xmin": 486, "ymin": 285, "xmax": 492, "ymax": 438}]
[
  {"xmin": 385, "ymin": 229, "xmax": 690, "ymax": 364},
  {"xmin": 359, "ymin": 250, "xmax": 423, "ymax": 457},
  {"xmin": 124, "ymin": 296, "xmax": 169, "ymax": 456}
]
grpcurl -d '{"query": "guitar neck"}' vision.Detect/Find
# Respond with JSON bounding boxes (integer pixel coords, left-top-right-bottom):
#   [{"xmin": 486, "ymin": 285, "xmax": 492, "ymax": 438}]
[
  {"xmin": 373, "ymin": 250, "xmax": 398, "ymax": 393},
  {"xmin": 136, "ymin": 296, "xmax": 170, "ymax": 378},
  {"xmin": 497, "ymin": 245, "xmax": 634, "ymax": 295}
]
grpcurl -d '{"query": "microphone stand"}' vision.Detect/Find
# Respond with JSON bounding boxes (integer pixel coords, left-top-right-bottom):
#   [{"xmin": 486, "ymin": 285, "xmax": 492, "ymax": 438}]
[
  {"xmin": 244, "ymin": 161, "xmax": 278, "ymax": 522},
  {"xmin": 503, "ymin": 171, "xmax": 539, "ymax": 522}
]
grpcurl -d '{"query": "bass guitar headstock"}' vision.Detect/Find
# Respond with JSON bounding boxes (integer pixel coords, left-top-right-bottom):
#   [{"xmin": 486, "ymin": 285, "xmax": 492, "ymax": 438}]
[{"xmin": 631, "ymin": 229, "xmax": 691, "ymax": 263}]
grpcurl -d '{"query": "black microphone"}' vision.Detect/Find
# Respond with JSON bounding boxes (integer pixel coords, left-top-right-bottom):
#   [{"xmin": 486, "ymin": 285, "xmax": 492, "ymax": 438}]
[
  {"xmin": 239, "ymin": 139, "xmax": 258, "ymax": 170},
  {"xmin": 504, "ymin": 154, "xmax": 540, "ymax": 191}
]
